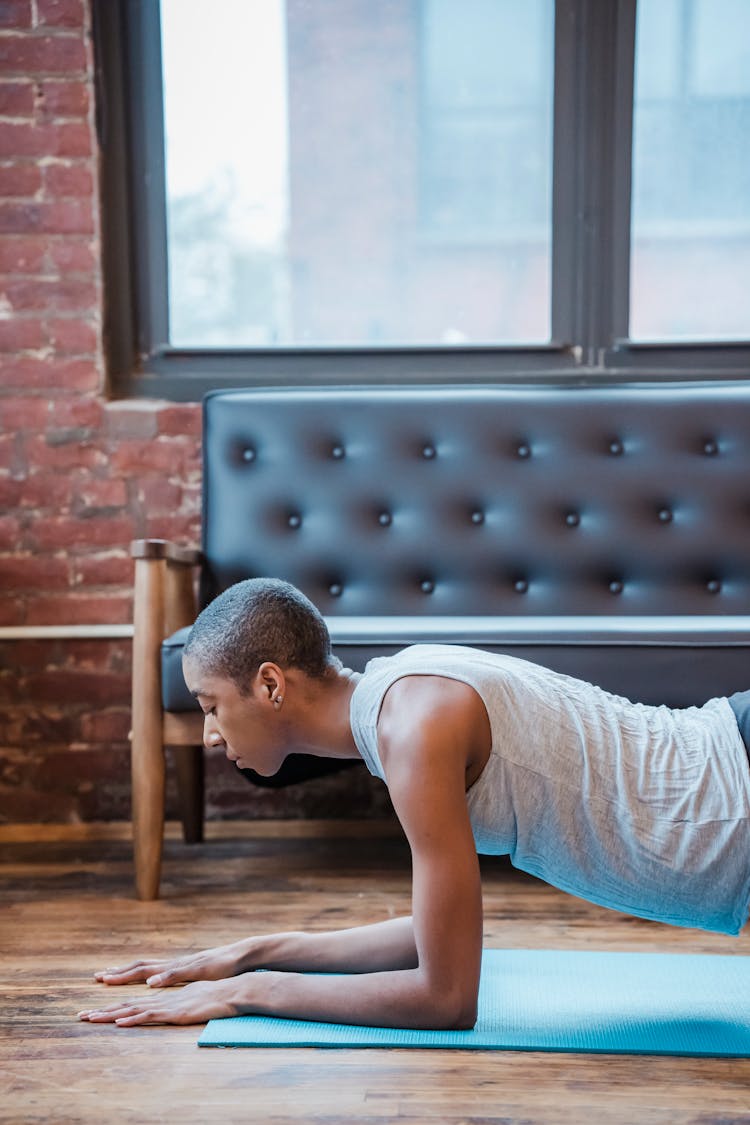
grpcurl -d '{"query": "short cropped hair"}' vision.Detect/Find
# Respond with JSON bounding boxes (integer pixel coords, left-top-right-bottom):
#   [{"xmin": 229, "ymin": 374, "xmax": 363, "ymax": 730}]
[{"xmin": 183, "ymin": 578, "xmax": 337, "ymax": 692}]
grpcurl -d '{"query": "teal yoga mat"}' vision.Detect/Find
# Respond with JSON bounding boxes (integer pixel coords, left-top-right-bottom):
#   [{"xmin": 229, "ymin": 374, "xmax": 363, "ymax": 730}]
[{"xmin": 198, "ymin": 949, "xmax": 750, "ymax": 1056}]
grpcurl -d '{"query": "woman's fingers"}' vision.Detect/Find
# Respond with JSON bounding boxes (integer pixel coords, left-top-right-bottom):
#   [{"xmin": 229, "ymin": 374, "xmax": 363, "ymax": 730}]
[
  {"xmin": 94, "ymin": 959, "xmax": 187, "ymax": 985},
  {"xmin": 94, "ymin": 960, "xmax": 162, "ymax": 983},
  {"xmin": 79, "ymin": 980, "xmax": 235, "ymax": 1026}
]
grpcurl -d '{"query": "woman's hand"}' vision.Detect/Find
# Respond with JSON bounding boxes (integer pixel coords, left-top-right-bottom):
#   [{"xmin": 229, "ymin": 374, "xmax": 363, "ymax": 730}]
[
  {"xmin": 79, "ymin": 978, "xmax": 241, "ymax": 1026},
  {"xmin": 93, "ymin": 939, "xmax": 253, "ymax": 988}
]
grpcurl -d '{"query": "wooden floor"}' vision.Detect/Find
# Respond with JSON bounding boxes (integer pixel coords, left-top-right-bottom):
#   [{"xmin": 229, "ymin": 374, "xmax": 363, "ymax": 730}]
[{"xmin": 2, "ymin": 821, "xmax": 750, "ymax": 1125}]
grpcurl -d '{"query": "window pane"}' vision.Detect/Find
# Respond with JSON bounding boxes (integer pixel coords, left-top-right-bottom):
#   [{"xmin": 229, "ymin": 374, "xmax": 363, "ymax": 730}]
[
  {"xmin": 630, "ymin": 0, "xmax": 750, "ymax": 341},
  {"xmin": 160, "ymin": 0, "xmax": 554, "ymax": 348}
]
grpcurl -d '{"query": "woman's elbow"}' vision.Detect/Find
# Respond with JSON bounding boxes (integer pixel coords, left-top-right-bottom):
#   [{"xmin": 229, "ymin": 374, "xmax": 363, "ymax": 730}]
[
  {"xmin": 425, "ymin": 986, "xmax": 478, "ymax": 1031},
  {"xmin": 448, "ymin": 997, "xmax": 478, "ymax": 1031}
]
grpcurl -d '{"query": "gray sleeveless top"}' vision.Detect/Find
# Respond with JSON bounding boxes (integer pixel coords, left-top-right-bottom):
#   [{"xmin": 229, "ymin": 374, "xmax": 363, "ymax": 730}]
[{"xmin": 349, "ymin": 645, "xmax": 750, "ymax": 935}]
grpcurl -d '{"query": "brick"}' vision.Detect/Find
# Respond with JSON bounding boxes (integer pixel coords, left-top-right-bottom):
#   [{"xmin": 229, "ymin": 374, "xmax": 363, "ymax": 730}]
[
  {"xmin": 0, "ymin": 477, "xmax": 22, "ymax": 507},
  {"xmin": 79, "ymin": 709, "xmax": 131, "ymax": 743},
  {"xmin": 72, "ymin": 475, "xmax": 128, "ymax": 514},
  {"xmin": 0, "ymin": 80, "xmax": 34, "ymax": 115},
  {"xmin": 4, "ymin": 356, "xmax": 100, "ymax": 391},
  {"xmin": 24, "ymin": 433, "xmax": 105, "ymax": 474},
  {"xmin": 0, "ymin": 34, "xmax": 87, "ymax": 74},
  {"xmin": 0, "ymin": 316, "xmax": 46, "ymax": 350},
  {"xmin": 0, "ymin": 160, "xmax": 43, "ymax": 196},
  {"xmin": 3, "ymin": 276, "xmax": 97, "ymax": 313},
  {"xmin": 134, "ymin": 476, "xmax": 182, "ymax": 513},
  {"xmin": 4, "ymin": 707, "xmax": 79, "ymax": 746},
  {"xmin": 44, "ymin": 424, "xmax": 96, "ymax": 446},
  {"xmin": 0, "ymin": 120, "xmax": 91, "ymax": 157},
  {"xmin": 45, "ymin": 316, "xmax": 97, "ymax": 354},
  {"xmin": 0, "ymin": 553, "xmax": 69, "ymax": 589},
  {"xmin": 0, "ymin": 597, "xmax": 24, "ymax": 625},
  {"xmin": 42, "ymin": 160, "xmax": 93, "ymax": 197},
  {"xmin": 109, "ymin": 437, "xmax": 195, "ymax": 475},
  {"xmin": 0, "ymin": 395, "xmax": 50, "ymax": 429},
  {"xmin": 0, "ymin": 514, "xmax": 21, "ymax": 549},
  {"xmin": 20, "ymin": 668, "xmax": 132, "ymax": 706},
  {"xmin": 25, "ymin": 512, "xmax": 135, "ymax": 552},
  {"xmin": 0, "ymin": 198, "xmax": 94, "ymax": 235},
  {"xmin": 0, "ymin": 235, "xmax": 46, "ymax": 272},
  {"xmin": 25, "ymin": 592, "xmax": 133, "ymax": 627},
  {"xmin": 60, "ymin": 638, "xmax": 131, "ymax": 672},
  {"xmin": 47, "ymin": 393, "xmax": 102, "ymax": 428},
  {"xmin": 36, "ymin": 0, "xmax": 84, "ymax": 30},
  {"xmin": 0, "ymin": 746, "xmax": 133, "ymax": 822},
  {"xmin": 0, "ymin": 432, "xmax": 25, "ymax": 477},
  {"xmin": 156, "ymin": 403, "xmax": 202, "ymax": 437},
  {"xmin": 105, "ymin": 401, "xmax": 160, "ymax": 440},
  {"xmin": 144, "ymin": 513, "xmax": 201, "ymax": 544},
  {"xmin": 47, "ymin": 237, "xmax": 94, "ymax": 272},
  {"xmin": 72, "ymin": 551, "xmax": 133, "ymax": 588},
  {"xmin": 0, "ymin": 2, "xmax": 32, "ymax": 29},
  {"xmin": 18, "ymin": 472, "xmax": 73, "ymax": 509},
  {"xmin": 38, "ymin": 79, "xmax": 88, "ymax": 117}
]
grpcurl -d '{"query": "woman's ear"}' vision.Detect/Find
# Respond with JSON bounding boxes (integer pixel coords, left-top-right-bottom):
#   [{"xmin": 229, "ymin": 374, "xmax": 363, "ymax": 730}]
[{"xmin": 256, "ymin": 661, "xmax": 286, "ymax": 709}]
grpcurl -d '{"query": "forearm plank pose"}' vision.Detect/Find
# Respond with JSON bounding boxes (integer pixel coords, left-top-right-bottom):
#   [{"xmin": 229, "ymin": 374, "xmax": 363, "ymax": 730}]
[{"xmin": 79, "ymin": 579, "xmax": 750, "ymax": 1028}]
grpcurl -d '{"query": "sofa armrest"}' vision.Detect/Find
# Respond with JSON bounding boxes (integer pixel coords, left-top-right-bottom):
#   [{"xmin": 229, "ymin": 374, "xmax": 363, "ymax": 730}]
[
  {"xmin": 131, "ymin": 538, "xmax": 203, "ymax": 567},
  {"xmin": 131, "ymin": 539, "xmax": 202, "ymax": 638}
]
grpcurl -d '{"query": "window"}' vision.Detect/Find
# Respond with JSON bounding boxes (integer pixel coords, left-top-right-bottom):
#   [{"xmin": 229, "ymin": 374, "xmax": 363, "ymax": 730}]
[
  {"xmin": 95, "ymin": 0, "xmax": 750, "ymax": 399},
  {"xmin": 160, "ymin": 0, "xmax": 554, "ymax": 348},
  {"xmin": 630, "ymin": 0, "xmax": 750, "ymax": 340}
]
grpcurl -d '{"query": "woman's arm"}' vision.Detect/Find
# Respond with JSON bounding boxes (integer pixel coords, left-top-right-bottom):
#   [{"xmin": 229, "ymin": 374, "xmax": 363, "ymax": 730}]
[
  {"xmin": 81, "ymin": 678, "xmax": 484, "ymax": 1029},
  {"xmin": 93, "ymin": 916, "xmax": 418, "ymax": 986}
]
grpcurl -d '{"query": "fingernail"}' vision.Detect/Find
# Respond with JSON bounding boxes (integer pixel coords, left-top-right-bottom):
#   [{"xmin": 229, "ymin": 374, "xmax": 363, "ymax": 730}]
[{"xmin": 146, "ymin": 975, "xmax": 161, "ymax": 986}]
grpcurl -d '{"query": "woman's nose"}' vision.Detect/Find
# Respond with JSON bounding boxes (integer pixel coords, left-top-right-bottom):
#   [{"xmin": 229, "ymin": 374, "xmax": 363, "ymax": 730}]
[{"xmin": 203, "ymin": 714, "xmax": 225, "ymax": 749}]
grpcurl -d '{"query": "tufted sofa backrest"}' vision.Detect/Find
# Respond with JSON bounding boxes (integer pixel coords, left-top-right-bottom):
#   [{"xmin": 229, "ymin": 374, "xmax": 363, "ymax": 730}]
[{"xmin": 201, "ymin": 384, "xmax": 750, "ymax": 619}]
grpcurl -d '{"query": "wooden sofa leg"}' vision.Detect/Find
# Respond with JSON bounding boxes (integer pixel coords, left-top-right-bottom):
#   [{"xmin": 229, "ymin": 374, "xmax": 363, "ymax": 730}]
[
  {"xmin": 131, "ymin": 554, "xmax": 167, "ymax": 901},
  {"xmin": 173, "ymin": 745, "xmax": 205, "ymax": 844},
  {"xmin": 131, "ymin": 722, "xmax": 166, "ymax": 901}
]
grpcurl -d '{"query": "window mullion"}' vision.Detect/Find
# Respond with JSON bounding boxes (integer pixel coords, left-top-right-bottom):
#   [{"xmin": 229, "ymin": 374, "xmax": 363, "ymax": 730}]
[
  {"xmin": 549, "ymin": 0, "xmax": 580, "ymax": 351},
  {"xmin": 127, "ymin": 0, "xmax": 170, "ymax": 357},
  {"xmin": 554, "ymin": 0, "xmax": 636, "ymax": 366}
]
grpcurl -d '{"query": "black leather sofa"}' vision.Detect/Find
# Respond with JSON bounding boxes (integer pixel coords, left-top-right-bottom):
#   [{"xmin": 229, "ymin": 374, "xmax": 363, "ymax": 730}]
[{"xmin": 130, "ymin": 383, "xmax": 750, "ymax": 897}]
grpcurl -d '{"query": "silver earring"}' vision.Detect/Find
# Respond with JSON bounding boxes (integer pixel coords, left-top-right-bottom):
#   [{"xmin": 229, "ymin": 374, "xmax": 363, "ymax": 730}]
[{"xmin": 274, "ymin": 694, "xmax": 283, "ymax": 708}]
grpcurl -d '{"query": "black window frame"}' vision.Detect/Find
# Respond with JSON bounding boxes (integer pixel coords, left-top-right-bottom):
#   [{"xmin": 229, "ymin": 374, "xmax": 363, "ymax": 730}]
[{"xmin": 93, "ymin": 0, "xmax": 750, "ymax": 402}]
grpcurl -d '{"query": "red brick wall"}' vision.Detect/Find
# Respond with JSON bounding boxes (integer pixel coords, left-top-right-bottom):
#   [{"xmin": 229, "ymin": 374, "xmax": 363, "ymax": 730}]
[
  {"xmin": 0, "ymin": 0, "xmax": 204, "ymax": 822},
  {"xmin": 0, "ymin": 1, "xmax": 390, "ymax": 824}
]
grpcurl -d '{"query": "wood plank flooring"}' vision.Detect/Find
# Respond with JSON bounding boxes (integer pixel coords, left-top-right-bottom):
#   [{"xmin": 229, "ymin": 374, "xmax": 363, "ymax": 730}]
[{"xmin": 2, "ymin": 820, "xmax": 750, "ymax": 1125}]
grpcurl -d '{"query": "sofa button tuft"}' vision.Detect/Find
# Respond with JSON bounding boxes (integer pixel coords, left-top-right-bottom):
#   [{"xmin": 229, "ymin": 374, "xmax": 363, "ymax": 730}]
[
  {"xmin": 422, "ymin": 444, "xmax": 436, "ymax": 460},
  {"xmin": 703, "ymin": 439, "xmax": 719, "ymax": 457},
  {"xmin": 565, "ymin": 511, "xmax": 580, "ymax": 528},
  {"xmin": 287, "ymin": 513, "xmax": 302, "ymax": 529},
  {"xmin": 378, "ymin": 511, "xmax": 392, "ymax": 527},
  {"xmin": 658, "ymin": 508, "xmax": 673, "ymax": 524},
  {"xmin": 516, "ymin": 443, "xmax": 531, "ymax": 459},
  {"xmin": 514, "ymin": 578, "xmax": 528, "ymax": 594},
  {"xmin": 242, "ymin": 447, "xmax": 256, "ymax": 463},
  {"xmin": 420, "ymin": 579, "xmax": 435, "ymax": 594},
  {"xmin": 707, "ymin": 579, "xmax": 722, "ymax": 595},
  {"xmin": 609, "ymin": 579, "xmax": 624, "ymax": 595},
  {"xmin": 609, "ymin": 439, "xmax": 624, "ymax": 456},
  {"xmin": 331, "ymin": 444, "xmax": 345, "ymax": 460},
  {"xmin": 471, "ymin": 510, "xmax": 484, "ymax": 525},
  {"xmin": 328, "ymin": 582, "xmax": 343, "ymax": 598}
]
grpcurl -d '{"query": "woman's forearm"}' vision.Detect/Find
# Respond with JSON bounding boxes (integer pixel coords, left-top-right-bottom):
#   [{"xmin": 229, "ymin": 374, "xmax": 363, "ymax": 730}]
[
  {"xmin": 235, "ymin": 962, "xmax": 475, "ymax": 1030},
  {"xmin": 237, "ymin": 915, "xmax": 418, "ymax": 975}
]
